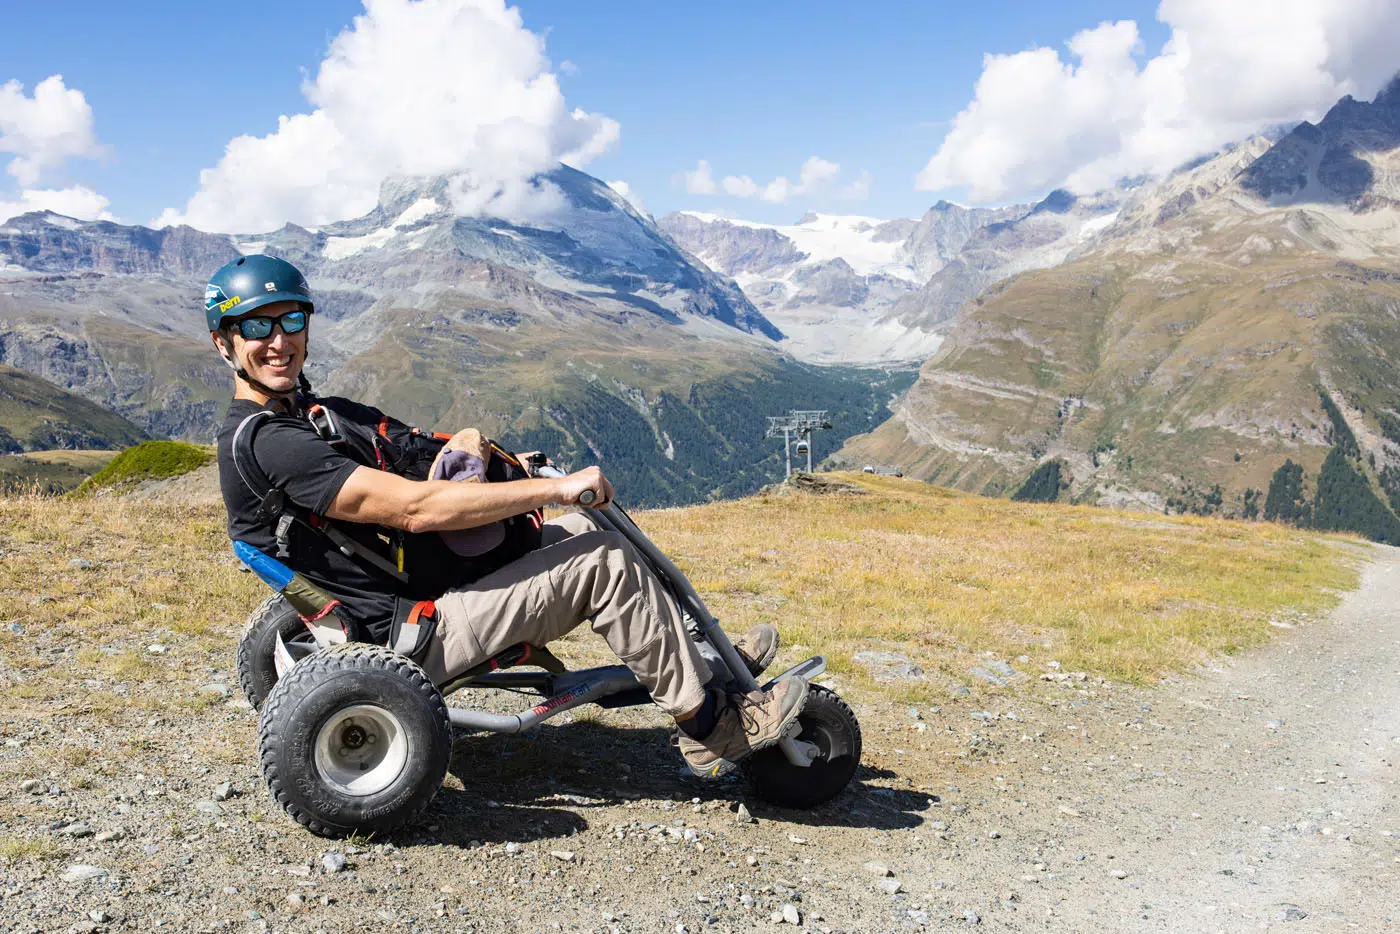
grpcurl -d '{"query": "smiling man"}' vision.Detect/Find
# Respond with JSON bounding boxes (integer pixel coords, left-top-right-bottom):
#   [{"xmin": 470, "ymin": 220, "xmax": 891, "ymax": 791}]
[{"xmin": 207, "ymin": 254, "xmax": 808, "ymax": 779}]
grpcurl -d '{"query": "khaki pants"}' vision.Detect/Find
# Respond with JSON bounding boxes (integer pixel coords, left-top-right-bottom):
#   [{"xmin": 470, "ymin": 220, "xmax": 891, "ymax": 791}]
[{"xmin": 417, "ymin": 512, "xmax": 712, "ymax": 718}]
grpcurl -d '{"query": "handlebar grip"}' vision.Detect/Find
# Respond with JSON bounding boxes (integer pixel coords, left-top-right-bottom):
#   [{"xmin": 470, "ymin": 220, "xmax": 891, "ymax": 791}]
[{"xmin": 578, "ymin": 490, "xmax": 597, "ymax": 506}]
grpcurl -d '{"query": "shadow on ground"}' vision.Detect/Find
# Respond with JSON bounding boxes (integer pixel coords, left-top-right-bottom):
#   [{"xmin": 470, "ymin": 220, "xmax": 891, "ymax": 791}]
[{"xmin": 389, "ymin": 720, "xmax": 936, "ymax": 849}]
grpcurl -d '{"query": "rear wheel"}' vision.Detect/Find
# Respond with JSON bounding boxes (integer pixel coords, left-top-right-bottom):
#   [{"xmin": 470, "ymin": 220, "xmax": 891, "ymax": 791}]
[
  {"xmin": 745, "ymin": 685, "xmax": 862, "ymax": 809},
  {"xmin": 236, "ymin": 595, "xmax": 316, "ymax": 710},
  {"xmin": 258, "ymin": 643, "xmax": 451, "ymax": 838}
]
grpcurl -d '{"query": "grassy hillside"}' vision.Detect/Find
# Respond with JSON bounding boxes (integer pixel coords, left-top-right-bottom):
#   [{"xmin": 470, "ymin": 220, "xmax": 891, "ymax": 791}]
[
  {"xmin": 0, "ymin": 364, "xmax": 149, "ymax": 452},
  {"xmin": 0, "ymin": 450, "xmax": 118, "ymax": 495},
  {"xmin": 0, "ymin": 472, "xmax": 1358, "ymax": 716},
  {"xmin": 839, "ymin": 242, "xmax": 1400, "ymax": 524}
]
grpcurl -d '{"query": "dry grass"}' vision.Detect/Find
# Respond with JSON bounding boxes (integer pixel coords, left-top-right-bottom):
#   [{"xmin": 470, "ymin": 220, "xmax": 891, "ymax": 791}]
[
  {"xmin": 636, "ymin": 474, "xmax": 1360, "ymax": 688},
  {"xmin": 0, "ymin": 836, "xmax": 64, "ymax": 862},
  {"xmin": 0, "ymin": 473, "xmax": 1362, "ymax": 710}
]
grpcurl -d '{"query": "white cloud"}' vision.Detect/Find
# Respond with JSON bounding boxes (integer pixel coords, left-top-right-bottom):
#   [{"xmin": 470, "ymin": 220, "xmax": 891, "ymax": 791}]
[
  {"xmin": 0, "ymin": 185, "xmax": 114, "ymax": 224},
  {"xmin": 918, "ymin": 0, "xmax": 1400, "ymax": 202},
  {"xmin": 676, "ymin": 159, "xmax": 718, "ymax": 195},
  {"xmin": 157, "ymin": 0, "xmax": 619, "ymax": 233},
  {"xmin": 606, "ymin": 179, "xmax": 647, "ymax": 216},
  {"xmin": 722, "ymin": 174, "xmax": 758, "ymax": 197},
  {"xmin": 0, "ymin": 75, "xmax": 104, "ymax": 187},
  {"xmin": 675, "ymin": 155, "xmax": 850, "ymax": 203},
  {"xmin": 839, "ymin": 169, "xmax": 872, "ymax": 201},
  {"xmin": 759, "ymin": 156, "xmax": 841, "ymax": 203}
]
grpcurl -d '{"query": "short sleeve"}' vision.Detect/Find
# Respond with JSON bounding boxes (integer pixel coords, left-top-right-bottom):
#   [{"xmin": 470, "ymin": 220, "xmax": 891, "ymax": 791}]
[{"xmin": 252, "ymin": 420, "xmax": 362, "ymax": 515}]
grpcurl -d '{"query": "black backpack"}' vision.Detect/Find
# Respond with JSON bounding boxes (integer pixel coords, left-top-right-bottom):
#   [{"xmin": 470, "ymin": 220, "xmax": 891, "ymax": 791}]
[{"xmin": 231, "ymin": 395, "xmax": 544, "ymax": 593}]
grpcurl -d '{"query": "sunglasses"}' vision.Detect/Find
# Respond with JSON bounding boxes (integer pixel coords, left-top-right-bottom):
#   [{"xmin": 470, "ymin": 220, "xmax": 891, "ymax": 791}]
[{"xmin": 226, "ymin": 310, "xmax": 308, "ymax": 340}]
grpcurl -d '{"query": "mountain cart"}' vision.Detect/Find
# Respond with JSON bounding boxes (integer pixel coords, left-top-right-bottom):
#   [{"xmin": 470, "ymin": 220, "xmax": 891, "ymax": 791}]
[{"xmin": 236, "ymin": 464, "xmax": 863, "ymax": 838}]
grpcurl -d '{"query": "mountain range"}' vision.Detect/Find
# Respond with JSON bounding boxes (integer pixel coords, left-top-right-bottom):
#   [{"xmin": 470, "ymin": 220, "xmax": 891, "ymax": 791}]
[
  {"xmin": 837, "ymin": 80, "xmax": 1400, "ymax": 520},
  {"xmin": 0, "ymin": 166, "xmax": 905, "ymax": 505}
]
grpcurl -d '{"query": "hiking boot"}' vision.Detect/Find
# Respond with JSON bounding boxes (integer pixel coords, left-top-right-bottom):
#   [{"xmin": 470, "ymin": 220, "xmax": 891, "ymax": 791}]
[
  {"xmin": 732, "ymin": 623, "xmax": 780, "ymax": 677},
  {"xmin": 678, "ymin": 676, "xmax": 809, "ymax": 780}
]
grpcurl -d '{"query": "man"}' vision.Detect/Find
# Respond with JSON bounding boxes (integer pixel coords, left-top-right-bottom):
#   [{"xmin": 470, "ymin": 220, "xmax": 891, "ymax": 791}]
[{"xmin": 209, "ymin": 254, "xmax": 807, "ymax": 777}]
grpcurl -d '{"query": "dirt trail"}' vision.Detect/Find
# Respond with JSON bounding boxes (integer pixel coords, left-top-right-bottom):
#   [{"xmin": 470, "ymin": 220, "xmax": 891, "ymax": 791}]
[{"xmin": 2, "ymin": 546, "xmax": 1396, "ymax": 933}]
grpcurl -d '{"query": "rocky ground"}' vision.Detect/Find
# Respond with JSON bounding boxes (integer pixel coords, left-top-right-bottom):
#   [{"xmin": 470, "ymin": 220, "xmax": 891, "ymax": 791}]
[{"xmin": 1, "ymin": 543, "xmax": 1396, "ymax": 933}]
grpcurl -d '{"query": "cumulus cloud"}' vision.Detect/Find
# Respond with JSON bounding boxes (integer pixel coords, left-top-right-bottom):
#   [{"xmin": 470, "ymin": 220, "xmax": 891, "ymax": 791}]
[
  {"xmin": 606, "ymin": 179, "xmax": 647, "ymax": 216},
  {"xmin": 0, "ymin": 75, "xmax": 104, "ymax": 187},
  {"xmin": 157, "ymin": 0, "xmax": 619, "ymax": 233},
  {"xmin": 918, "ymin": 0, "xmax": 1400, "ymax": 201},
  {"xmin": 0, "ymin": 75, "xmax": 113, "ymax": 224},
  {"xmin": 676, "ymin": 159, "xmax": 718, "ymax": 195},
  {"xmin": 675, "ymin": 155, "xmax": 854, "ymax": 203},
  {"xmin": 0, "ymin": 186, "xmax": 114, "ymax": 224},
  {"xmin": 759, "ymin": 156, "xmax": 840, "ymax": 203},
  {"xmin": 839, "ymin": 169, "xmax": 872, "ymax": 201}
]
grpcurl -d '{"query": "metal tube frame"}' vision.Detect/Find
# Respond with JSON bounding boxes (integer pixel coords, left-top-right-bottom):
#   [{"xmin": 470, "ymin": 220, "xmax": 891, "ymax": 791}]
[{"xmin": 279, "ymin": 467, "xmax": 826, "ymax": 767}]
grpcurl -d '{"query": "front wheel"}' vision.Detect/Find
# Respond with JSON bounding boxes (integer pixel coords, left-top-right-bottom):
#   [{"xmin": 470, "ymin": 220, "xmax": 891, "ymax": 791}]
[
  {"xmin": 258, "ymin": 643, "xmax": 451, "ymax": 838},
  {"xmin": 745, "ymin": 685, "xmax": 862, "ymax": 809}
]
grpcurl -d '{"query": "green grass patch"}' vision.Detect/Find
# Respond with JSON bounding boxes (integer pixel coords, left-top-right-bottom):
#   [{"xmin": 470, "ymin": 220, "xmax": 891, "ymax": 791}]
[{"xmin": 73, "ymin": 441, "xmax": 213, "ymax": 496}]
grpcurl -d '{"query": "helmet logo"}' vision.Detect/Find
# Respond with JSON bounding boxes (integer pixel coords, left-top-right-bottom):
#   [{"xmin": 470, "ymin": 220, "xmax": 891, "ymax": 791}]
[
  {"xmin": 265, "ymin": 282, "xmax": 277, "ymax": 293},
  {"xmin": 204, "ymin": 284, "xmax": 228, "ymax": 310}
]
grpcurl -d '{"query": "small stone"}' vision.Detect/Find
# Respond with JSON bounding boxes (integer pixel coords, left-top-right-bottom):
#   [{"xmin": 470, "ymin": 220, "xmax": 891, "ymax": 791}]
[
  {"xmin": 1279, "ymin": 907, "xmax": 1308, "ymax": 922},
  {"xmin": 504, "ymin": 842, "xmax": 521, "ymax": 855},
  {"xmin": 928, "ymin": 821, "xmax": 949, "ymax": 832},
  {"xmin": 62, "ymin": 864, "xmax": 108, "ymax": 883},
  {"xmin": 951, "ymin": 685, "xmax": 971, "ymax": 697},
  {"xmin": 193, "ymin": 801, "xmax": 222, "ymax": 817},
  {"xmin": 781, "ymin": 904, "xmax": 801, "ymax": 925},
  {"xmin": 20, "ymin": 779, "xmax": 42, "ymax": 794},
  {"xmin": 740, "ymin": 894, "xmax": 755, "ymax": 907},
  {"xmin": 201, "ymin": 683, "xmax": 233, "ymax": 699},
  {"xmin": 745, "ymin": 855, "xmax": 758, "ymax": 867},
  {"xmin": 876, "ymin": 879, "xmax": 903, "ymax": 895},
  {"xmin": 695, "ymin": 893, "xmax": 710, "ymax": 903},
  {"xmin": 286, "ymin": 893, "xmax": 306, "ymax": 910},
  {"xmin": 146, "ymin": 644, "xmax": 167, "ymax": 655},
  {"xmin": 213, "ymin": 782, "xmax": 235, "ymax": 801},
  {"xmin": 1110, "ymin": 869, "xmax": 1128, "ymax": 880},
  {"xmin": 970, "ymin": 710, "xmax": 995, "ymax": 722},
  {"xmin": 908, "ymin": 707, "xmax": 921, "ymax": 720},
  {"xmin": 988, "ymin": 830, "xmax": 1001, "ymax": 839},
  {"xmin": 69, "ymin": 559, "xmax": 93, "ymax": 569},
  {"xmin": 863, "ymin": 861, "xmax": 893, "ymax": 877},
  {"xmin": 787, "ymin": 834, "xmax": 807, "ymax": 845},
  {"xmin": 60, "ymin": 822, "xmax": 93, "ymax": 838},
  {"xmin": 735, "ymin": 803, "xmax": 754, "ymax": 824},
  {"xmin": 963, "ymin": 910, "xmax": 981, "ymax": 924},
  {"xmin": 88, "ymin": 910, "xmax": 111, "ymax": 923},
  {"xmin": 321, "ymin": 852, "xmax": 347, "ymax": 873},
  {"xmin": 94, "ymin": 830, "xmax": 124, "ymax": 843},
  {"xmin": 1058, "ymin": 805, "xmax": 1081, "ymax": 817},
  {"xmin": 550, "ymin": 850, "xmax": 574, "ymax": 862},
  {"xmin": 8, "ymin": 622, "xmax": 23, "ymax": 633}
]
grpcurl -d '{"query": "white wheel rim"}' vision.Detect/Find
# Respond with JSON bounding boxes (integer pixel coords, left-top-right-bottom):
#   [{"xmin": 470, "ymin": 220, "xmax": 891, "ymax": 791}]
[{"xmin": 313, "ymin": 704, "xmax": 410, "ymax": 797}]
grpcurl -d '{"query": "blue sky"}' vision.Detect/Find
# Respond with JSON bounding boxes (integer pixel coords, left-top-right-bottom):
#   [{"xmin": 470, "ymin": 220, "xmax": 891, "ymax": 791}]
[{"xmin": 1, "ymin": 0, "xmax": 1393, "ymax": 231}]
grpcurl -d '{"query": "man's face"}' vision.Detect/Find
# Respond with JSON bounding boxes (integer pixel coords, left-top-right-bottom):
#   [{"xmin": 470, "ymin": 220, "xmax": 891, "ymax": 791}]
[{"xmin": 211, "ymin": 300, "xmax": 309, "ymax": 396}]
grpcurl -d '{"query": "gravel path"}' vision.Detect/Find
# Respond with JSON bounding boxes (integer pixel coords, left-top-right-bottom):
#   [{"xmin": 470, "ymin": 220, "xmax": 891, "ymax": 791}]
[{"xmin": 1, "ymin": 543, "xmax": 1395, "ymax": 933}]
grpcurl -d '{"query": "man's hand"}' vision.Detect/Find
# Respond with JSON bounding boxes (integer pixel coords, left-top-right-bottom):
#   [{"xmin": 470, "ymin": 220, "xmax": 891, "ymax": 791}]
[{"xmin": 555, "ymin": 466, "xmax": 614, "ymax": 509}]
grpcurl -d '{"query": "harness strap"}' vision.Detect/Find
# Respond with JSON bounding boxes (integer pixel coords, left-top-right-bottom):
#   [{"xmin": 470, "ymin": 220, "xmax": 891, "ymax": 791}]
[
  {"xmin": 390, "ymin": 600, "xmax": 435, "ymax": 656},
  {"xmin": 231, "ymin": 405, "xmax": 409, "ymax": 583}
]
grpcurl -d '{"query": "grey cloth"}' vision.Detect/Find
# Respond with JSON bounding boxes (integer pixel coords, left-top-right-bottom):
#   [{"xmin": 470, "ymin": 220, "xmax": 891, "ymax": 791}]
[{"xmin": 433, "ymin": 449, "xmax": 505, "ymax": 556}]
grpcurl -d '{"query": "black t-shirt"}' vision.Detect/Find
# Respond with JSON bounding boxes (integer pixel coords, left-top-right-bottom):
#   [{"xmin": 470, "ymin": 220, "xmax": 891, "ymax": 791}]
[{"xmin": 216, "ymin": 396, "xmax": 455, "ymax": 644}]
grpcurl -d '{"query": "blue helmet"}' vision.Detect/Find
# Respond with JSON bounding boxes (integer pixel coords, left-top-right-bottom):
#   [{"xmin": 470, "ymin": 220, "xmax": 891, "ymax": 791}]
[{"xmin": 204, "ymin": 255, "xmax": 313, "ymax": 332}]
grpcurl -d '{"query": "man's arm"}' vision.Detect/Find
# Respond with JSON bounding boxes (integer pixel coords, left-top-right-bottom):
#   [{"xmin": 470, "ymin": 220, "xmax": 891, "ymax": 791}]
[{"xmin": 326, "ymin": 464, "xmax": 613, "ymax": 534}]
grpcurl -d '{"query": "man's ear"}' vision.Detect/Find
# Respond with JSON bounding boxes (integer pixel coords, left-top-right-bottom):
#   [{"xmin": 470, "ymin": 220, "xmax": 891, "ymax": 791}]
[{"xmin": 211, "ymin": 330, "xmax": 235, "ymax": 366}]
